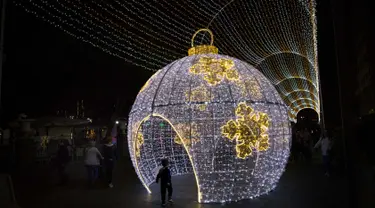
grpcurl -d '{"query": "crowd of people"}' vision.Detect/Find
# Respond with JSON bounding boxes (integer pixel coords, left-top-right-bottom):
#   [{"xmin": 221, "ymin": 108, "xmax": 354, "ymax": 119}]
[
  {"xmin": 291, "ymin": 128, "xmax": 314, "ymax": 164},
  {"xmin": 57, "ymin": 137, "xmax": 173, "ymax": 206},
  {"xmin": 291, "ymin": 128, "xmax": 335, "ymax": 176},
  {"xmin": 56, "ymin": 136, "xmax": 118, "ymax": 188},
  {"xmin": 54, "ymin": 127, "xmax": 336, "ymax": 206}
]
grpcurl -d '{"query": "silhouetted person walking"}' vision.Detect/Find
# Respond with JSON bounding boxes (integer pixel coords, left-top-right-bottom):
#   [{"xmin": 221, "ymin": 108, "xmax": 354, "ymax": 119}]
[
  {"xmin": 102, "ymin": 136, "xmax": 117, "ymax": 188},
  {"xmin": 156, "ymin": 159, "xmax": 173, "ymax": 207},
  {"xmin": 302, "ymin": 129, "xmax": 312, "ymax": 164},
  {"xmin": 293, "ymin": 131, "xmax": 303, "ymax": 162},
  {"xmin": 56, "ymin": 140, "xmax": 70, "ymax": 185},
  {"xmin": 84, "ymin": 141, "xmax": 104, "ymax": 187},
  {"xmin": 314, "ymin": 131, "xmax": 332, "ymax": 176}
]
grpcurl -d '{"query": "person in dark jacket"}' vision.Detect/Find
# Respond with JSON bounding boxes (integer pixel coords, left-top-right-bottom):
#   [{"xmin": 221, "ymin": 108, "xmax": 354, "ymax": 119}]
[
  {"xmin": 156, "ymin": 158, "xmax": 173, "ymax": 207},
  {"xmin": 56, "ymin": 140, "xmax": 70, "ymax": 185},
  {"xmin": 102, "ymin": 136, "xmax": 117, "ymax": 188}
]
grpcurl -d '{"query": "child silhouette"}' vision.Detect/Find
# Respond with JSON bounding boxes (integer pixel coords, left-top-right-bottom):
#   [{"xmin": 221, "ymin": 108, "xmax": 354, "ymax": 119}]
[{"xmin": 156, "ymin": 158, "xmax": 173, "ymax": 207}]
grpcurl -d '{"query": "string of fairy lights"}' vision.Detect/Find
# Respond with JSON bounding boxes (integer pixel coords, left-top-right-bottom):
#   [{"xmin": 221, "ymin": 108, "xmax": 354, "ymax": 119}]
[{"xmin": 14, "ymin": 0, "xmax": 320, "ymax": 122}]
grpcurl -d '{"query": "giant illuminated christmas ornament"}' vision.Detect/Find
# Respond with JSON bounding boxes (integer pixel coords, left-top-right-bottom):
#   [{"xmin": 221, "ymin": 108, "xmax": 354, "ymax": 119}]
[{"xmin": 128, "ymin": 29, "xmax": 291, "ymax": 203}]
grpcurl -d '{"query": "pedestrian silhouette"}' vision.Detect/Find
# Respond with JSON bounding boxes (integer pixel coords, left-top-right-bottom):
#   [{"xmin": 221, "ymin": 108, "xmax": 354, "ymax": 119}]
[{"xmin": 156, "ymin": 158, "xmax": 173, "ymax": 207}]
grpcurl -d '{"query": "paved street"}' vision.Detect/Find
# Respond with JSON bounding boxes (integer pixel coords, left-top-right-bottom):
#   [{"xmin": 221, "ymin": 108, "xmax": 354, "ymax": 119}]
[{"xmin": 12, "ymin": 157, "xmax": 349, "ymax": 208}]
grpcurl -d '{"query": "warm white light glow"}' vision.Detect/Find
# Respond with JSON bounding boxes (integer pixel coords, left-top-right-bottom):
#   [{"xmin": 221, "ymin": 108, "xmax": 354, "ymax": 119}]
[
  {"xmin": 16, "ymin": 0, "xmax": 320, "ymax": 122},
  {"xmin": 128, "ymin": 54, "xmax": 291, "ymax": 203}
]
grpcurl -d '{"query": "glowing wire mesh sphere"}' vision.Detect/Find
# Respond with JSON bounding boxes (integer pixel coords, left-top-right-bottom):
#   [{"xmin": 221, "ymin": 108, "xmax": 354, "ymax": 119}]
[{"xmin": 128, "ymin": 30, "xmax": 291, "ymax": 203}]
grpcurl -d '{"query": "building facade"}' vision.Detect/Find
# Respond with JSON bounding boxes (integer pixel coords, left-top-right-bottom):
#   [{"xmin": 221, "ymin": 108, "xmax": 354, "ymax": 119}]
[
  {"xmin": 353, "ymin": 3, "xmax": 375, "ymax": 116},
  {"xmin": 331, "ymin": 0, "xmax": 375, "ymax": 207}
]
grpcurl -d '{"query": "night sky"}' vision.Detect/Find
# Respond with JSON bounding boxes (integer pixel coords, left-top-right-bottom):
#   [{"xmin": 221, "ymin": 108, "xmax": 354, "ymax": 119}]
[
  {"xmin": 2, "ymin": 2, "xmax": 153, "ymax": 122},
  {"xmin": 1, "ymin": 0, "xmax": 341, "ymax": 128}
]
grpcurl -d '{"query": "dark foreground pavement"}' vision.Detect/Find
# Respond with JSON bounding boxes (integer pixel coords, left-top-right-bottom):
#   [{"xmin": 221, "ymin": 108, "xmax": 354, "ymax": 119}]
[{"xmin": 11, "ymin": 158, "xmax": 349, "ymax": 208}]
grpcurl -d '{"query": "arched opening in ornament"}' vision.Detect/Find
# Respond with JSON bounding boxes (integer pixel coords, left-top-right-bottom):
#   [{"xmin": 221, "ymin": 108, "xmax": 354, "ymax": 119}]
[
  {"xmin": 135, "ymin": 115, "xmax": 199, "ymax": 200},
  {"xmin": 294, "ymin": 108, "xmax": 321, "ymax": 142},
  {"xmin": 296, "ymin": 108, "xmax": 319, "ymax": 125}
]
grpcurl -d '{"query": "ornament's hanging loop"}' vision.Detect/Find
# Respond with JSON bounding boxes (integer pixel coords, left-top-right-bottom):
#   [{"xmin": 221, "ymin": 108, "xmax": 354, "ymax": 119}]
[
  {"xmin": 188, "ymin": 28, "xmax": 218, "ymax": 56},
  {"xmin": 191, "ymin": 28, "xmax": 214, "ymax": 48}
]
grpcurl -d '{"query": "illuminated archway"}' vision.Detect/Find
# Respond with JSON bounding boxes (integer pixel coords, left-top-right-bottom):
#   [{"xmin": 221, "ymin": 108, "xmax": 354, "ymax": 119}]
[
  {"xmin": 289, "ymin": 103, "xmax": 319, "ymax": 122},
  {"xmin": 255, "ymin": 52, "xmax": 320, "ymax": 123},
  {"xmin": 19, "ymin": 0, "xmax": 320, "ymax": 125},
  {"xmin": 133, "ymin": 114, "xmax": 200, "ymax": 197},
  {"xmin": 283, "ymin": 91, "xmax": 319, "ymax": 104},
  {"xmin": 296, "ymin": 108, "xmax": 319, "ymax": 122},
  {"xmin": 288, "ymin": 99, "xmax": 319, "ymax": 110}
]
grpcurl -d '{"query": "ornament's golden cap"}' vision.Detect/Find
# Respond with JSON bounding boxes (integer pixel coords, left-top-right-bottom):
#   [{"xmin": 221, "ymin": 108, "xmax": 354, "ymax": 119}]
[{"xmin": 188, "ymin": 29, "xmax": 218, "ymax": 56}]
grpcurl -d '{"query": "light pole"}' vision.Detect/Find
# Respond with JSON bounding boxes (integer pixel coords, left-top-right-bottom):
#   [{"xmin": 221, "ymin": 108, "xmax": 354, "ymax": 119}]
[
  {"xmin": 318, "ymin": 68, "xmax": 326, "ymax": 134},
  {"xmin": 0, "ymin": 0, "xmax": 7, "ymax": 112},
  {"xmin": 329, "ymin": 1, "xmax": 358, "ymax": 207},
  {"xmin": 329, "ymin": 0, "xmax": 347, "ymax": 172}
]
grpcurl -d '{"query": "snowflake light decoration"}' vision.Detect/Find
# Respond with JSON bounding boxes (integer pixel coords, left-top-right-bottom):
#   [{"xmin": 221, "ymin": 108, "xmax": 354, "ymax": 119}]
[
  {"xmin": 135, "ymin": 126, "xmax": 145, "ymax": 158},
  {"xmin": 174, "ymin": 123, "xmax": 200, "ymax": 147},
  {"xmin": 221, "ymin": 102, "xmax": 270, "ymax": 159},
  {"xmin": 190, "ymin": 57, "xmax": 239, "ymax": 86},
  {"xmin": 240, "ymin": 77, "xmax": 263, "ymax": 100},
  {"xmin": 187, "ymin": 85, "xmax": 211, "ymax": 102},
  {"xmin": 128, "ymin": 29, "xmax": 291, "ymax": 203}
]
